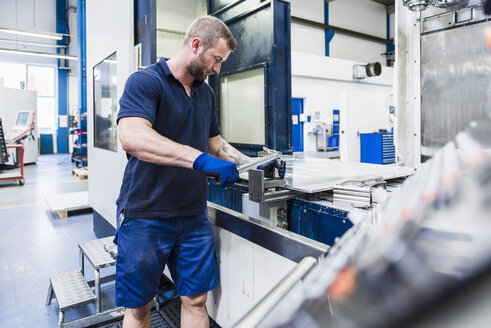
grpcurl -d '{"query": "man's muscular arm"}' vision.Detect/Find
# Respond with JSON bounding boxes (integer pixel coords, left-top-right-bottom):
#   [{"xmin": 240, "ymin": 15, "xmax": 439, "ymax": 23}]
[
  {"xmin": 208, "ymin": 135, "xmax": 251, "ymax": 166},
  {"xmin": 119, "ymin": 116, "xmax": 201, "ymax": 168}
]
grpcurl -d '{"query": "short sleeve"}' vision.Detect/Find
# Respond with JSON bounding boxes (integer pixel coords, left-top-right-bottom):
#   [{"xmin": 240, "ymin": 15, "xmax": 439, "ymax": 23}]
[
  {"xmin": 117, "ymin": 71, "xmax": 161, "ymax": 125},
  {"xmin": 209, "ymin": 91, "xmax": 221, "ymax": 138}
]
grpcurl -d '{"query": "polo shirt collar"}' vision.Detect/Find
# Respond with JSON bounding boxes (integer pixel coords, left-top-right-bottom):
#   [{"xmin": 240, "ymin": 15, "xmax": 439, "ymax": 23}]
[{"xmin": 158, "ymin": 58, "xmax": 204, "ymax": 89}]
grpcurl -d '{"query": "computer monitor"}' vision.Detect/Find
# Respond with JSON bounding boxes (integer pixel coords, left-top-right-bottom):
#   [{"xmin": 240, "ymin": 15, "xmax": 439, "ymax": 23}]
[{"xmin": 15, "ymin": 111, "xmax": 31, "ymax": 127}]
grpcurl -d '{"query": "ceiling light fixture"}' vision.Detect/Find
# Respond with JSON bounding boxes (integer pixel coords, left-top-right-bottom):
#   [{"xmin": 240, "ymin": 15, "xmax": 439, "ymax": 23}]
[
  {"xmin": 0, "ymin": 38, "xmax": 67, "ymax": 48},
  {"xmin": 0, "ymin": 26, "xmax": 64, "ymax": 41},
  {"xmin": 0, "ymin": 48, "xmax": 77, "ymax": 61}
]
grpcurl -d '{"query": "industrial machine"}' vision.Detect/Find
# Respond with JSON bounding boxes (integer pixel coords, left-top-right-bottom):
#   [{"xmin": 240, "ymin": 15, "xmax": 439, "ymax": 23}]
[
  {"xmin": 4, "ymin": 110, "xmax": 38, "ymax": 165},
  {"xmin": 396, "ymin": 0, "xmax": 490, "ymax": 166},
  {"xmin": 236, "ymin": 118, "xmax": 491, "ymax": 328},
  {"xmin": 232, "ymin": 1, "xmax": 491, "ymax": 326}
]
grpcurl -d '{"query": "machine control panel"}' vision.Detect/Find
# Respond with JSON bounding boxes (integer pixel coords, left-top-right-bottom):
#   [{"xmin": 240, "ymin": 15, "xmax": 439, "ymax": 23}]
[{"xmin": 5, "ymin": 110, "xmax": 35, "ymax": 144}]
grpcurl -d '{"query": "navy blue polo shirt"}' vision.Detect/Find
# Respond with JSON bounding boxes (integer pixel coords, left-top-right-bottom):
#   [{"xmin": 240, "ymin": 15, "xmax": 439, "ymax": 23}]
[{"xmin": 116, "ymin": 58, "xmax": 221, "ymax": 219}]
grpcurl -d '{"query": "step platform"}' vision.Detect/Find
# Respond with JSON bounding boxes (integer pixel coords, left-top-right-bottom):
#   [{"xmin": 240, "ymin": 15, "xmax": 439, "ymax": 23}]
[
  {"xmin": 46, "ymin": 270, "xmax": 97, "ymax": 328},
  {"xmin": 49, "ymin": 270, "xmax": 96, "ymax": 311}
]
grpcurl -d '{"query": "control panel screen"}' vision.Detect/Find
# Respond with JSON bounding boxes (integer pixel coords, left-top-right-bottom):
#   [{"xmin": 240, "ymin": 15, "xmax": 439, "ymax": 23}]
[{"xmin": 16, "ymin": 112, "xmax": 30, "ymax": 126}]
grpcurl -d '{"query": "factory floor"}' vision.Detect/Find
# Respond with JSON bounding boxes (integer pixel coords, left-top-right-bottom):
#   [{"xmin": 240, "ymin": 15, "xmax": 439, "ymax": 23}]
[{"xmin": 0, "ymin": 154, "xmax": 116, "ymax": 327}]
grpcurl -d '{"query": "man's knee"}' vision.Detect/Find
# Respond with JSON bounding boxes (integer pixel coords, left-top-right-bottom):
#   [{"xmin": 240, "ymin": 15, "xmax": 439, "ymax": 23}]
[
  {"xmin": 125, "ymin": 301, "xmax": 152, "ymax": 322},
  {"xmin": 181, "ymin": 293, "xmax": 207, "ymax": 309}
]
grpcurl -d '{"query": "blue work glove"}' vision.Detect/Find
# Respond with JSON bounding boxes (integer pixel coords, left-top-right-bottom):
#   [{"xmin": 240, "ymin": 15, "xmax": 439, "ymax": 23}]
[
  {"xmin": 193, "ymin": 152, "xmax": 239, "ymax": 187},
  {"xmin": 257, "ymin": 159, "xmax": 286, "ymax": 179}
]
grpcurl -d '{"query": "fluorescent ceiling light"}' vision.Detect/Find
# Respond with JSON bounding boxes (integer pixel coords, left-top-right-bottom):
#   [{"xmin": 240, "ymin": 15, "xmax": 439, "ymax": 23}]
[
  {"xmin": 0, "ymin": 26, "xmax": 64, "ymax": 41},
  {"xmin": 0, "ymin": 48, "xmax": 77, "ymax": 60},
  {"xmin": 0, "ymin": 38, "xmax": 67, "ymax": 48}
]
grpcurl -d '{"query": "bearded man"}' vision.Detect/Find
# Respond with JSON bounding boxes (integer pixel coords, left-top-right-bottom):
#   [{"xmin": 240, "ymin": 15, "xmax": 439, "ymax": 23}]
[{"xmin": 115, "ymin": 16, "xmax": 250, "ymax": 328}]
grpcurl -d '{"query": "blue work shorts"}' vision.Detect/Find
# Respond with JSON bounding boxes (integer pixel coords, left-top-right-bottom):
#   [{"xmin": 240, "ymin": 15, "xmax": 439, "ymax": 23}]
[{"xmin": 114, "ymin": 211, "xmax": 218, "ymax": 308}]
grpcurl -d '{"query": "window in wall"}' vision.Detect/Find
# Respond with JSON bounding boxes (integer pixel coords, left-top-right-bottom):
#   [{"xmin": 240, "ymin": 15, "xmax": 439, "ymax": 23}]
[
  {"xmin": 93, "ymin": 52, "xmax": 118, "ymax": 152},
  {"xmin": 0, "ymin": 63, "xmax": 56, "ymax": 130},
  {"xmin": 0, "ymin": 62, "xmax": 27, "ymax": 89},
  {"xmin": 28, "ymin": 66, "xmax": 55, "ymax": 97},
  {"xmin": 27, "ymin": 65, "xmax": 56, "ymax": 129},
  {"xmin": 219, "ymin": 66, "xmax": 266, "ymax": 145}
]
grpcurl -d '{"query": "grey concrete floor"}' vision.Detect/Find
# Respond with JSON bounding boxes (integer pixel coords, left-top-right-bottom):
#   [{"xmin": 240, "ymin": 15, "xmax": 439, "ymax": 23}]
[{"xmin": 0, "ymin": 154, "xmax": 116, "ymax": 327}]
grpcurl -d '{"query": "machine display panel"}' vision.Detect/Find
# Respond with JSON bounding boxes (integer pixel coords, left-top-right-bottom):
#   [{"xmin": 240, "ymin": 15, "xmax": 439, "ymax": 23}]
[
  {"xmin": 16, "ymin": 112, "xmax": 30, "ymax": 126},
  {"xmin": 219, "ymin": 66, "xmax": 266, "ymax": 146}
]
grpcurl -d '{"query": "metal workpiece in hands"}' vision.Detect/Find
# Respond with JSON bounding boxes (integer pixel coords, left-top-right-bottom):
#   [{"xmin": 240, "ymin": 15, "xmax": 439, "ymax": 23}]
[{"xmin": 193, "ymin": 152, "xmax": 239, "ymax": 187}]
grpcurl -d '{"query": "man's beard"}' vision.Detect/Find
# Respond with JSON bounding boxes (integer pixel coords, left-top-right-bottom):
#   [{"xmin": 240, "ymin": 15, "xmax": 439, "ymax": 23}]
[{"xmin": 187, "ymin": 52, "xmax": 207, "ymax": 81}]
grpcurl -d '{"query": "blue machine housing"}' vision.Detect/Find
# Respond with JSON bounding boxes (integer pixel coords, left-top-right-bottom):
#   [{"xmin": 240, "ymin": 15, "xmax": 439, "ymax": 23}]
[{"xmin": 289, "ymin": 199, "xmax": 351, "ymax": 246}]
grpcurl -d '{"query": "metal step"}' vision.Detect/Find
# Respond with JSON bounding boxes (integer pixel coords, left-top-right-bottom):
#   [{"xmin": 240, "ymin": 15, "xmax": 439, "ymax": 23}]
[
  {"xmin": 50, "ymin": 270, "xmax": 96, "ymax": 312},
  {"xmin": 79, "ymin": 236, "xmax": 117, "ymax": 269}
]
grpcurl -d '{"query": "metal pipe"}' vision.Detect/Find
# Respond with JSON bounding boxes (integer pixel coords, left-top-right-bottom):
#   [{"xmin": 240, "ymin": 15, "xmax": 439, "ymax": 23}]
[
  {"xmin": 79, "ymin": 250, "xmax": 84, "ymax": 276},
  {"xmin": 291, "ymin": 16, "xmax": 393, "ymax": 45},
  {"xmin": 233, "ymin": 256, "xmax": 317, "ymax": 328},
  {"xmin": 95, "ymin": 269, "xmax": 101, "ymax": 313}
]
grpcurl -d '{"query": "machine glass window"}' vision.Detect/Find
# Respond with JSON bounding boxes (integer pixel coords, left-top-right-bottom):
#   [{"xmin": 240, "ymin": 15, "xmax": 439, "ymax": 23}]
[
  {"xmin": 27, "ymin": 66, "xmax": 55, "ymax": 97},
  {"xmin": 93, "ymin": 52, "xmax": 118, "ymax": 152},
  {"xmin": 219, "ymin": 67, "xmax": 265, "ymax": 145}
]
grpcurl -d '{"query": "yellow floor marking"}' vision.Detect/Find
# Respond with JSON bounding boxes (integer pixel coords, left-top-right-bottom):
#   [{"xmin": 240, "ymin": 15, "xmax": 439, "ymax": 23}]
[{"xmin": 0, "ymin": 201, "xmax": 45, "ymax": 211}]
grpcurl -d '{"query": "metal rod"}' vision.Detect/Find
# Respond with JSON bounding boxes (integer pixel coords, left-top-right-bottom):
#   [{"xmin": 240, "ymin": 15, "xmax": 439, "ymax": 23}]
[
  {"xmin": 95, "ymin": 269, "xmax": 101, "ymax": 313},
  {"xmin": 79, "ymin": 250, "xmax": 84, "ymax": 276},
  {"xmin": 45, "ymin": 283, "xmax": 53, "ymax": 305},
  {"xmin": 156, "ymin": 27, "xmax": 185, "ymax": 35},
  {"xmin": 62, "ymin": 307, "xmax": 126, "ymax": 328},
  {"xmin": 58, "ymin": 311, "xmax": 64, "ymax": 328},
  {"xmin": 233, "ymin": 257, "xmax": 317, "ymax": 328},
  {"xmin": 291, "ymin": 16, "xmax": 393, "ymax": 45},
  {"xmin": 86, "ymin": 273, "xmax": 116, "ymax": 287}
]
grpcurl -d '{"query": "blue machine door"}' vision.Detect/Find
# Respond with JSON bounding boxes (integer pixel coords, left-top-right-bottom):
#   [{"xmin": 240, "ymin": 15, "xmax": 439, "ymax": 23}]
[{"xmin": 292, "ymin": 98, "xmax": 304, "ymax": 152}]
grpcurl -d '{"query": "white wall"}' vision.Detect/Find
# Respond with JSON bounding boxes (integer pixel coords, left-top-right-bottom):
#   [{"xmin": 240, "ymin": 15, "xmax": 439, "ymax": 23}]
[
  {"xmin": 86, "ymin": 0, "xmax": 134, "ymax": 227},
  {"xmin": 288, "ymin": 0, "xmax": 389, "ymax": 63},
  {"xmin": 0, "ymin": 0, "xmax": 59, "ymax": 66},
  {"xmin": 156, "ymin": 0, "xmax": 207, "ymax": 59},
  {"xmin": 289, "ymin": 0, "xmax": 325, "ymax": 56},
  {"xmin": 291, "ymin": 52, "xmax": 393, "ymax": 161},
  {"xmin": 329, "ymin": 0, "xmax": 388, "ymax": 63}
]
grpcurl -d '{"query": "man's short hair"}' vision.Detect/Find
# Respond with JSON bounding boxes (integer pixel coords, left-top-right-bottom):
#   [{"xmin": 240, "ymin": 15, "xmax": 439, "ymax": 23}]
[{"xmin": 183, "ymin": 16, "xmax": 237, "ymax": 52}]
